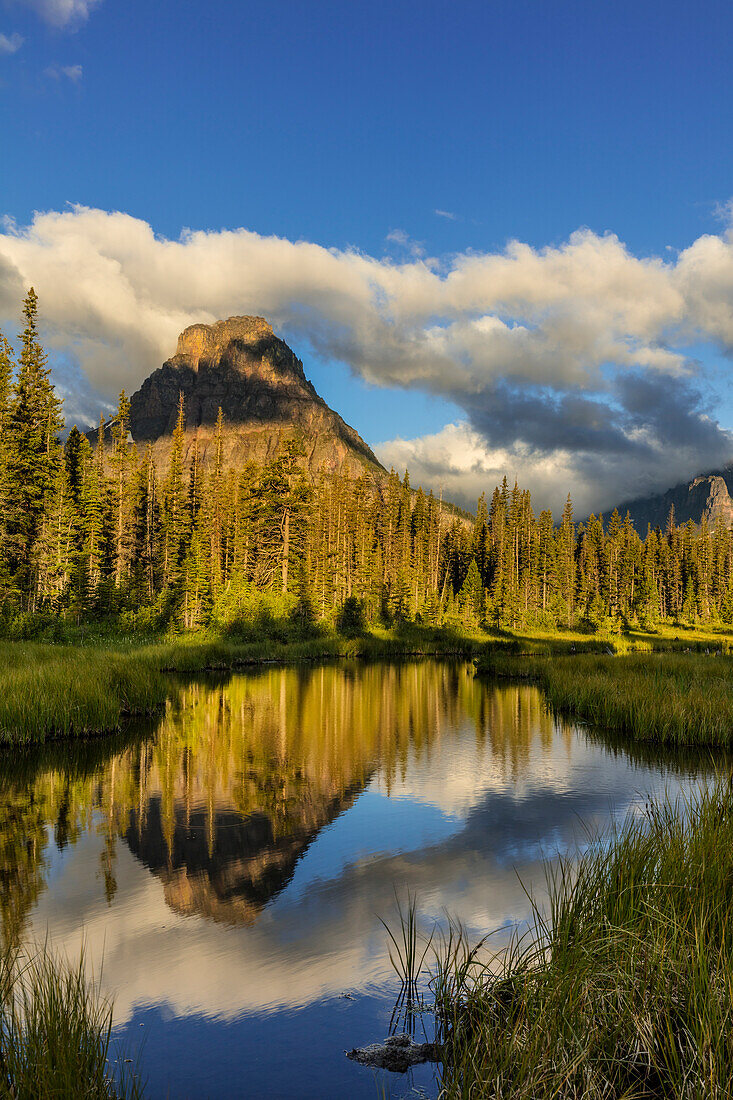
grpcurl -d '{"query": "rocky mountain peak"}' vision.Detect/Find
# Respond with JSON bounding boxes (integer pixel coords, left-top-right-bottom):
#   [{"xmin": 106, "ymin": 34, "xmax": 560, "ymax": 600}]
[
  {"xmin": 175, "ymin": 316, "xmax": 275, "ymax": 366},
  {"xmin": 612, "ymin": 468, "xmax": 733, "ymax": 532},
  {"xmin": 106, "ymin": 316, "xmax": 385, "ymax": 479}
]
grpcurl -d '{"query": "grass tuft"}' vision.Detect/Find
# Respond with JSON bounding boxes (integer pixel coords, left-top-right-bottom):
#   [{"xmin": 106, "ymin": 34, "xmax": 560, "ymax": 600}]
[
  {"xmin": 435, "ymin": 778, "xmax": 733, "ymax": 1098},
  {"xmin": 0, "ymin": 944, "xmax": 143, "ymax": 1099}
]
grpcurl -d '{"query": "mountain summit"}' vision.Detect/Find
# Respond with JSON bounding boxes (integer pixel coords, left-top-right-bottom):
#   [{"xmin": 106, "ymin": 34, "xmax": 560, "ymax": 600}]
[
  {"xmin": 116, "ymin": 316, "xmax": 385, "ymax": 477},
  {"xmin": 613, "ymin": 469, "xmax": 733, "ymax": 531}
]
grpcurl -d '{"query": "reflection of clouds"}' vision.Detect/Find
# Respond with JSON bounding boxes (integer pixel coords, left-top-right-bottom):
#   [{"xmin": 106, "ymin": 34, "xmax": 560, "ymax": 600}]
[{"xmin": 28, "ymin": 714, "xmax": 698, "ymax": 1025}]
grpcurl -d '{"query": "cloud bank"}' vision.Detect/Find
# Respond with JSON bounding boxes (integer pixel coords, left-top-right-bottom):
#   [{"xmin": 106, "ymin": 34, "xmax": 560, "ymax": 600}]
[{"xmin": 2, "ymin": 205, "xmax": 733, "ymax": 513}]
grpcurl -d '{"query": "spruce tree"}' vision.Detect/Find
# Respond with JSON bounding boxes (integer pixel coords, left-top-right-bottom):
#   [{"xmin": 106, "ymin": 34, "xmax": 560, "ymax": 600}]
[{"xmin": 5, "ymin": 289, "xmax": 64, "ymax": 601}]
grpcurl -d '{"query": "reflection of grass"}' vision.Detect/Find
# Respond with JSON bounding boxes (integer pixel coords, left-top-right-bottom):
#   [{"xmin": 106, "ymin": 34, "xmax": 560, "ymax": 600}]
[
  {"xmin": 435, "ymin": 779, "xmax": 733, "ymax": 1099},
  {"xmin": 476, "ymin": 650, "xmax": 733, "ymax": 746},
  {"xmin": 0, "ymin": 627, "xmax": 483, "ymax": 744},
  {"xmin": 1, "ymin": 945, "xmax": 143, "ymax": 1099}
]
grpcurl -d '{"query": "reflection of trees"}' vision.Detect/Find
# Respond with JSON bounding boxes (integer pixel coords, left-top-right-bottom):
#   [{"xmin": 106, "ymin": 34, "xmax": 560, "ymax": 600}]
[
  {"xmin": 0, "ymin": 732, "xmax": 149, "ymax": 951},
  {"xmin": 0, "ymin": 661, "xmax": 702, "ymax": 944},
  {"xmin": 0, "ymin": 787, "xmax": 49, "ymax": 952}
]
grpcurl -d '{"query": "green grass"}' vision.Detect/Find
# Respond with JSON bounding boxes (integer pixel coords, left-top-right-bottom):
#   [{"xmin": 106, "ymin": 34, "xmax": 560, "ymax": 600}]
[
  {"xmin": 0, "ymin": 945, "xmax": 143, "ymax": 1099},
  {"xmin": 5, "ymin": 617, "xmax": 733, "ymax": 745},
  {"xmin": 476, "ymin": 649, "xmax": 733, "ymax": 746},
  {"xmin": 0, "ymin": 624, "xmax": 484, "ymax": 744},
  {"xmin": 434, "ymin": 777, "xmax": 733, "ymax": 1099},
  {"xmin": 0, "ymin": 643, "xmax": 168, "ymax": 744}
]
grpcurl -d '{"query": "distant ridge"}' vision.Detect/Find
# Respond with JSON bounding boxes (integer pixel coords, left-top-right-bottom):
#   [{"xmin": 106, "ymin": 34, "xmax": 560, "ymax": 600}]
[{"xmin": 612, "ymin": 468, "xmax": 733, "ymax": 531}]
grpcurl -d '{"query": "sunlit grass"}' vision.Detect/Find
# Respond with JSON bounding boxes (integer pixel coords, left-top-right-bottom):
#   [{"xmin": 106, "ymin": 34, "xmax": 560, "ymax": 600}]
[
  {"xmin": 435, "ymin": 778, "xmax": 733, "ymax": 1099},
  {"xmin": 476, "ymin": 649, "xmax": 733, "ymax": 746},
  {"xmin": 0, "ymin": 626, "xmax": 484, "ymax": 743},
  {"xmin": 4, "ymin": 616, "xmax": 733, "ymax": 744},
  {"xmin": 0, "ymin": 643, "xmax": 167, "ymax": 744}
]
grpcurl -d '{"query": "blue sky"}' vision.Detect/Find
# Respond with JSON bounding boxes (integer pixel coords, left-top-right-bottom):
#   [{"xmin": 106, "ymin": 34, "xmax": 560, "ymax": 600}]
[{"xmin": 2, "ymin": 0, "xmax": 733, "ymax": 513}]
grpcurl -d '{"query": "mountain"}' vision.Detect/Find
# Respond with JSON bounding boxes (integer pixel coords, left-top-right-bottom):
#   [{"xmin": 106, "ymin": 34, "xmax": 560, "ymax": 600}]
[
  {"xmin": 94, "ymin": 316, "xmax": 386, "ymax": 479},
  {"xmin": 612, "ymin": 469, "xmax": 733, "ymax": 531},
  {"xmin": 125, "ymin": 783, "xmax": 364, "ymax": 926}
]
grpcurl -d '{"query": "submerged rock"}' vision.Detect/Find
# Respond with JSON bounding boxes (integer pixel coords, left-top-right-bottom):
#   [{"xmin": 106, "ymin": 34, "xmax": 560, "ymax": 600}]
[{"xmin": 346, "ymin": 1033, "xmax": 439, "ymax": 1073}]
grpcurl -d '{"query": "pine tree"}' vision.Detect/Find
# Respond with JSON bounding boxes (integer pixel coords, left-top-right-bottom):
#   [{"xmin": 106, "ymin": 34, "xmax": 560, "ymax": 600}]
[
  {"xmin": 109, "ymin": 392, "xmax": 135, "ymax": 591},
  {"xmin": 4, "ymin": 289, "xmax": 64, "ymax": 601},
  {"xmin": 161, "ymin": 393, "xmax": 187, "ymax": 592},
  {"xmin": 458, "ymin": 558, "xmax": 483, "ymax": 626},
  {"xmin": 0, "ymin": 330, "xmax": 15, "ymax": 597}
]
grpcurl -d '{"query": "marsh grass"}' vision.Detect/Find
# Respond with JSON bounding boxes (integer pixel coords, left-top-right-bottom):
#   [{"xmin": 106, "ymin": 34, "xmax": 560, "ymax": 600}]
[
  {"xmin": 477, "ymin": 650, "xmax": 733, "ymax": 746},
  {"xmin": 0, "ymin": 626, "xmax": 483, "ymax": 743},
  {"xmin": 434, "ymin": 778, "xmax": 733, "ymax": 1099},
  {"xmin": 0, "ymin": 643, "xmax": 168, "ymax": 744},
  {"xmin": 5, "ymin": 618, "xmax": 733, "ymax": 745},
  {"xmin": 379, "ymin": 893, "xmax": 434, "ymax": 1036},
  {"xmin": 0, "ymin": 945, "xmax": 143, "ymax": 1099}
]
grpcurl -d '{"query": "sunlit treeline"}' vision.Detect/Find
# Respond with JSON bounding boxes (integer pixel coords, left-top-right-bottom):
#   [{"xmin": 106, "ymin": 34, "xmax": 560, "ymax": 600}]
[{"xmin": 2, "ymin": 290, "xmax": 732, "ymax": 632}]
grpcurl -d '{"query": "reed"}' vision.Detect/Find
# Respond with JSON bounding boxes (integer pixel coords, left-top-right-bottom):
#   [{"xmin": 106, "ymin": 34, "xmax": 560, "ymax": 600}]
[
  {"xmin": 435, "ymin": 777, "xmax": 733, "ymax": 1099},
  {"xmin": 476, "ymin": 650, "xmax": 733, "ymax": 746},
  {"xmin": 0, "ymin": 945, "xmax": 143, "ymax": 1099},
  {"xmin": 379, "ymin": 893, "xmax": 434, "ymax": 1035}
]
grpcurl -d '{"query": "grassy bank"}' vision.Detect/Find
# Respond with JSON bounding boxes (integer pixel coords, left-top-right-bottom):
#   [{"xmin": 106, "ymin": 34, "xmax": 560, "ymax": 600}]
[
  {"xmin": 0, "ymin": 946, "xmax": 142, "ymax": 1099},
  {"xmin": 435, "ymin": 778, "xmax": 733, "ymax": 1099},
  {"xmin": 0, "ymin": 625, "xmax": 484, "ymax": 744},
  {"xmin": 476, "ymin": 649, "xmax": 733, "ymax": 747},
  {"xmin": 6, "ymin": 618, "xmax": 733, "ymax": 745}
]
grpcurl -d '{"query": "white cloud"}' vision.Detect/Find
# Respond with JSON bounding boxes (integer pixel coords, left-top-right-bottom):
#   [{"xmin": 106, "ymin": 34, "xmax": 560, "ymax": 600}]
[
  {"xmin": 14, "ymin": 0, "xmax": 102, "ymax": 28},
  {"xmin": 435, "ymin": 208, "xmax": 458, "ymax": 220},
  {"xmin": 385, "ymin": 227, "xmax": 426, "ymax": 258},
  {"xmin": 44, "ymin": 62, "xmax": 81, "ymax": 81},
  {"xmin": 0, "ymin": 30, "xmax": 22, "ymax": 52},
  {"xmin": 2, "ymin": 205, "xmax": 733, "ymax": 509}
]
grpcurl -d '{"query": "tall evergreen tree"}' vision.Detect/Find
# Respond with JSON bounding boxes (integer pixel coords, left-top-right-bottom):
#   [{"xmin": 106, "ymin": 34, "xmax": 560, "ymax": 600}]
[{"xmin": 5, "ymin": 289, "xmax": 64, "ymax": 603}]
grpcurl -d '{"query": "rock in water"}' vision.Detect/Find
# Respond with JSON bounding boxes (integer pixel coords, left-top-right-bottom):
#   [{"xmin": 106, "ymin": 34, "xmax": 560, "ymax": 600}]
[
  {"xmin": 93, "ymin": 316, "xmax": 386, "ymax": 479},
  {"xmin": 346, "ymin": 1033, "xmax": 439, "ymax": 1073}
]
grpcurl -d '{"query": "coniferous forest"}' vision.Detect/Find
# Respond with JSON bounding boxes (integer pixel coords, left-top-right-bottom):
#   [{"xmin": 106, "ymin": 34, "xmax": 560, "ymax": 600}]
[{"xmin": 1, "ymin": 289, "xmax": 733, "ymax": 638}]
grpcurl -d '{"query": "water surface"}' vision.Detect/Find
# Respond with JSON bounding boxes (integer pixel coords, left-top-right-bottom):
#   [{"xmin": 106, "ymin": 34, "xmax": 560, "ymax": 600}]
[{"xmin": 0, "ymin": 661, "xmax": 716, "ymax": 1098}]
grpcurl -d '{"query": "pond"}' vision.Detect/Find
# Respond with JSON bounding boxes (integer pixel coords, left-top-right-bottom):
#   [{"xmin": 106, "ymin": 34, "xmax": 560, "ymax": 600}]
[{"xmin": 0, "ymin": 661, "xmax": 716, "ymax": 1098}]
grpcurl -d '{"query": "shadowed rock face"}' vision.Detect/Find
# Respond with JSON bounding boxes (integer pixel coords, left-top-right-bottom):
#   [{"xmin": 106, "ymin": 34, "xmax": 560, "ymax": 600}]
[
  {"xmin": 107, "ymin": 316, "xmax": 386, "ymax": 478},
  {"xmin": 613, "ymin": 469, "xmax": 733, "ymax": 532}
]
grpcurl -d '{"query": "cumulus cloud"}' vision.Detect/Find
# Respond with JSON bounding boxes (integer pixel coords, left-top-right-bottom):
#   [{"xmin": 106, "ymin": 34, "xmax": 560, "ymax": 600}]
[
  {"xmin": 44, "ymin": 62, "xmax": 81, "ymax": 80},
  {"xmin": 13, "ymin": 0, "xmax": 102, "ymax": 28},
  {"xmin": 3, "ymin": 205, "xmax": 733, "ymax": 510},
  {"xmin": 0, "ymin": 30, "xmax": 22, "ymax": 53}
]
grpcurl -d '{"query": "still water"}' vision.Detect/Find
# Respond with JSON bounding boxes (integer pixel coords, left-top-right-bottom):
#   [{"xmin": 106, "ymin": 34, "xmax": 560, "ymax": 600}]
[{"xmin": 0, "ymin": 661, "xmax": 715, "ymax": 1098}]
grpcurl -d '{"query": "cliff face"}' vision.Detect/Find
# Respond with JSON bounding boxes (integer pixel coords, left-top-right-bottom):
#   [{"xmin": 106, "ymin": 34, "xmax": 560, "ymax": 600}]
[
  {"xmin": 111, "ymin": 316, "xmax": 386, "ymax": 478},
  {"xmin": 614, "ymin": 469, "xmax": 733, "ymax": 531}
]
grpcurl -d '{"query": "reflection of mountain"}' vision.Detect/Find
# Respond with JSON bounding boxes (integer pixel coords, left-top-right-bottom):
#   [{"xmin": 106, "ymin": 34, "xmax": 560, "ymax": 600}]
[
  {"xmin": 125, "ymin": 786, "xmax": 363, "ymax": 925},
  {"xmin": 115, "ymin": 668, "xmax": 567, "ymax": 924},
  {"xmin": 4, "ymin": 662, "xmax": 720, "ymax": 953},
  {"xmin": 111, "ymin": 663, "xmax": 491, "ymax": 924}
]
